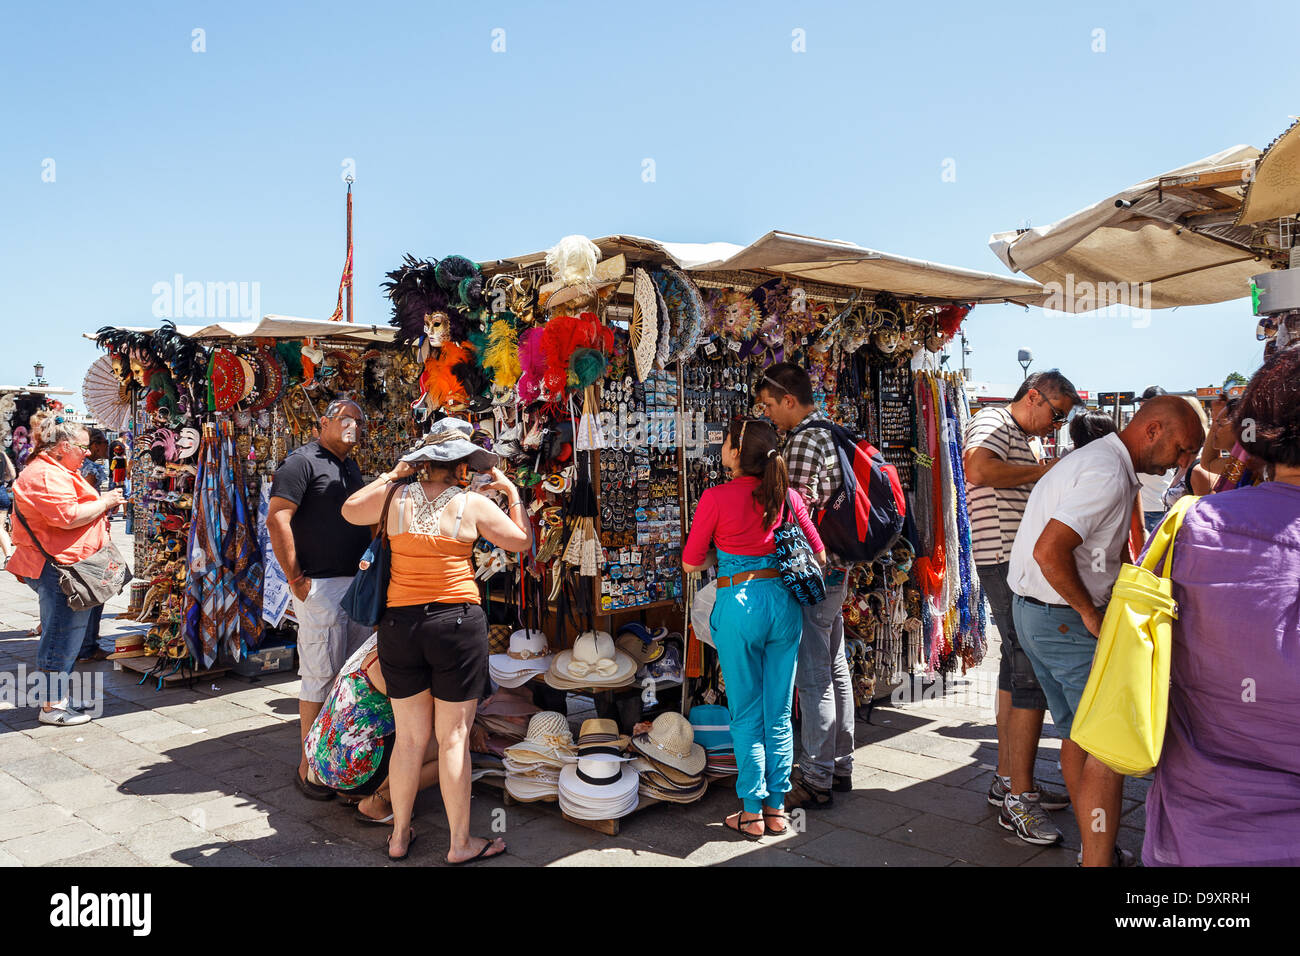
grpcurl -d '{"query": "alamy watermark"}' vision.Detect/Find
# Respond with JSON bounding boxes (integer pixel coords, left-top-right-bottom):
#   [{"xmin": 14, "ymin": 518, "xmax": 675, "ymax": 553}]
[
  {"xmin": 1041, "ymin": 274, "xmax": 1153, "ymax": 327},
  {"xmin": 0, "ymin": 665, "xmax": 104, "ymax": 717},
  {"xmin": 151, "ymin": 274, "xmax": 260, "ymax": 321}
]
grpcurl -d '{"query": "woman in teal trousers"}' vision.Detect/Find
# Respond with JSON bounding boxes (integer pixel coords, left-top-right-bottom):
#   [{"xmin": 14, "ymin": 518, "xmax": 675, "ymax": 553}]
[{"xmin": 683, "ymin": 418, "xmax": 826, "ymax": 838}]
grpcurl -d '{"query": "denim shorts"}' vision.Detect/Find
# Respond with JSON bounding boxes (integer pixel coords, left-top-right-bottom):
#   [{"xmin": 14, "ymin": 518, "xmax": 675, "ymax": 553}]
[
  {"xmin": 1011, "ymin": 595, "xmax": 1099, "ymax": 738},
  {"xmin": 976, "ymin": 563, "xmax": 1048, "ymax": 710}
]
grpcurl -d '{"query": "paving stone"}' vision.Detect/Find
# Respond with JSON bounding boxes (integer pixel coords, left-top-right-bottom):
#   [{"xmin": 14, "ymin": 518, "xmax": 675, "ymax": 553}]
[
  {"xmin": 0, "ymin": 802, "xmax": 79, "ymax": 841},
  {"xmin": 211, "ymin": 760, "xmax": 284, "ymax": 798},
  {"xmin": 156, "ymin": 699, "xmax": 264, "ymax": 728},
  {"xmin": 92, "ymin": 750, "xmax": 176, "ymax": 784},
  {"xmin": 500, "ymin": 811, "xmax": 621, "ymax": 866},
  {"xmin": 854, "ymin": 769, "xmax": 998, "ymax": 825},
  {"xmin": 61, "ymin": 738, "xmax": 159, "ymax": 773},
  {"xmin": 215, "ymin": 814, "xmax": 348, "ymax": 861},
  {"xmin": 1, "ymin": 819, "xmax": 115, "ymax": 865},
  {"xmin": 826, "ymin": 792, "xmax": 926, "ymax": 836},
  {"xmin": 34, "ymin": 773, "xmax": 133, "ymax": 810},
  {"xmin": 5, "ymin": 751, "xmax": 96, "ymax": 788},
  {"xmin": 49, "ymin": 844, "xmax": 152, "ymax": 866},
  {"xmin": 0, "ymin": 734, "xmax": 57, "ymax": 767},
  {"xmin": 118, "ymin": 715, "xmax": 200, "ymax": 744},
  {"xmin": 0, "ymin": 847, "xmax": 20, "ymax": 866},
  {"xmin": 796, "ymin": 827, "xmax": 951, "ymax": 866},
  {"xmin": 714, "ymin": 845, "xmax": 828, "ymax": 866},
  {"xmin": 75, "ymin": 797, "xmax": 177, "ymax": 836},
  {"xmin": 0, "ymin": 770, "xmax": 44, "ymax": 812},
  {"xmin": 879, "ymin": 811, "xmax": 1045, "ymax": 866},
  {"xmin": 182, "ymin": 843, "xmax": 270, "ymax": 867},
  {"xmin": 180, "ymin": 793, "xmax": 273, "ymax": 831},
  {"xmin": 549, "ymin": 838, "xmax": 696, "ymax": 867},
  {"xmin": 123, "ymin": 767, "xmax": 227, "ymax": 808},
  {"xmin": 855, "ymin": 742, "xmax": 989, "ymax": 786},
  {"xmin": 265, "ymin": 841, "xmax": 388, "ymax": 867},
  {"xmin": 123, "ymin": 817, "xmax": 219, "ymax": 864}
]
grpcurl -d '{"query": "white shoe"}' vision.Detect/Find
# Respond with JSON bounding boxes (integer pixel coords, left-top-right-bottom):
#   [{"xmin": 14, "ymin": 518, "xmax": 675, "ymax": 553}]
[{"xmin": 39, "ymin": 706, "xmax": 91, "ymax": 726}]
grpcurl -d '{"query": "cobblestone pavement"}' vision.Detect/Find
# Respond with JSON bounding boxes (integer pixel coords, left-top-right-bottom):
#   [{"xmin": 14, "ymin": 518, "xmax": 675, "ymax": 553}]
[{"xmin": 0, "ymin": 523, "xmax": 1149, "ymax": 867}]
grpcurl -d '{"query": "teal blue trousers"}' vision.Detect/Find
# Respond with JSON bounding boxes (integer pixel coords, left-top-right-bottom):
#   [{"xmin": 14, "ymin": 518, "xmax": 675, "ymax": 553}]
[{"xmin": 709, "ymin": 550, "xmax": 803, "ymax": 814}]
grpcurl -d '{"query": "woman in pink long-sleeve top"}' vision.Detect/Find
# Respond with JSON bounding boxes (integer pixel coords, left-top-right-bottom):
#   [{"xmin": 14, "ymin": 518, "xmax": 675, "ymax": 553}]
[{"xmin": 682, "ymin": 418, "xmax": 825, "ymax": 839}]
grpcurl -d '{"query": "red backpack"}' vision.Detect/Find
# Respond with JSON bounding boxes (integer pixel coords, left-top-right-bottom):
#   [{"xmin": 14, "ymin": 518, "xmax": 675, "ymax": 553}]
[{"xmin": 791, "ymin": 419, "xmax": 906, "ymax": 563}]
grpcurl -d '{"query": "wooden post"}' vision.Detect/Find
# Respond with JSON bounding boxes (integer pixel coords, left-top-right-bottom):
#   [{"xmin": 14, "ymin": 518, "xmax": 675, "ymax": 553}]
[{"xmin": 346, "ymin": 181, "xmax": 354, "ymax": 323}]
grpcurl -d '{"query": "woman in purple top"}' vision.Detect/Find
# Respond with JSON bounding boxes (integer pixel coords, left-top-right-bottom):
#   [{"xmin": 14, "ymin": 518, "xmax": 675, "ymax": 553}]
[{"xmin": 1144, "ymin": 347, "xmax": 1300, "ymax": 866}]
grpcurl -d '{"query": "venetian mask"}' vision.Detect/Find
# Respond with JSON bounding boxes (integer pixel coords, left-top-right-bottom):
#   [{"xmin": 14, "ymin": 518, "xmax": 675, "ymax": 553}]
[
  {"xmin": 175, "ymin": 427, "xmax": 200, "ymax": 460},
  {"xmin": 873, "ymin": 327, "xmax": 902, "ymax": 354},
  {"xmin": 425, "ymin": 310, "xmax": 452, "ymax": 347},
  {"xmin": 130, "ymin": 354, "xmax": 149, "ymax": 387}
]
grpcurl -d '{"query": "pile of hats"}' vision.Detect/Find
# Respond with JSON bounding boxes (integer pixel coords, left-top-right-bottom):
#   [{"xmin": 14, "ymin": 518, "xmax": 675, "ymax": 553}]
[
  {"xmin": 489, "ymin": 628, "xmax": 552, "ymax": 688},
  {"xmin": 558, "ymin": 719, "xmax": 639, "ymax": 820},
  {"xmin": 637, "ymin": 632, "xmax": 684, "ymax": 685},
  {"xmin": 690, "ymin": 704, "xmax": 737, "ymax": 776},
  {"xmin": 630, "ymin": 712, "xmax": 707, "ymax": 803},
  {"xmin": 545, "ymin": 630, "xmax": 636, "ymax": 690},
  {"xmin": 503, "ymin": 711, "xmax": 575, "ymax": 803}
]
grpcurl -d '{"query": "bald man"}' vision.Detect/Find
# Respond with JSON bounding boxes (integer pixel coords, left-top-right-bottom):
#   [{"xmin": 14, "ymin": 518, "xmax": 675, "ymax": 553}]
[{"xmin": 1006, "ymin": 396, "xmax": 1204, "ymax": 864}]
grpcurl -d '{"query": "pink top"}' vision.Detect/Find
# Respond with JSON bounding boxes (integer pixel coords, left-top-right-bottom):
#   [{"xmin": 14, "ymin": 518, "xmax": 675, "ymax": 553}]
[{"xmin": 683, "ymin": 477, "xmax": 824, "ymax": 566}]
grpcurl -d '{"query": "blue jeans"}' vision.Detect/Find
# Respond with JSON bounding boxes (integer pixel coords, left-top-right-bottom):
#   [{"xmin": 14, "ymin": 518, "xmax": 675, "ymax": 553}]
[
  {"xmin": 795, "ymin": 572, "xmax": 854, "ymax": 790},
  {"xmin": 710, "ymin": 551, "xmax": 804, "ymax": 814},
  {"xmin": 32, "ymin": 561, "xmax": 97, "ymax": 698},
  {"xmin": 1011, "ymin": 595, "xmax": 1099, "ymax": 738},
  {"xmin": 77, "ymin": 604, "xmax": 110, "ymax": 657}
]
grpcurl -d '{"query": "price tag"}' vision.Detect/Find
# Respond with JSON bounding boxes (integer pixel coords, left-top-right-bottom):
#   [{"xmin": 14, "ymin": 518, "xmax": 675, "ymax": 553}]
[
  {"xmin": 704, "ymin": 341, "xmax": 719, "ymax": 357},
  {"xmin": 728, "ymin": 339, "xmax": 742, "ymax": 353}
]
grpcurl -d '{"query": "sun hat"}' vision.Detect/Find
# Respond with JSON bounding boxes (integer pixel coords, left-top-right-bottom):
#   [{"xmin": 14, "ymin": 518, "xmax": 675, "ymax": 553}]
[
  {"xmin": 504, "ymin": 775, "xmax": 560, "ymax": 803},
  {"xmin": 631, "ymin": 712, "xmax": 706, "ymax": 777},
  {"xmin": 488, "ymin": 628, "xmax": 552, "ymax": 685},
  {"xmin": 547, "ymin": 631, "xmax": 636, "ymax": 688},
  {"xmin": 400, "ymin": 417, "xmax": 500, "ymax": 473},
  {"xmin": 503, "ymin": 712, "xmax": 577, "ymax": 767},
  {"xmin": 558, "ymin": 755, "xmax": 639, "ymax": 817},
  {"xmin": 629, "ymin": 754, "xmax": 701, "ymax": 789},
  {"xmin": 574, "ymin": 717, "xmax": 631, "ymax": 755}
]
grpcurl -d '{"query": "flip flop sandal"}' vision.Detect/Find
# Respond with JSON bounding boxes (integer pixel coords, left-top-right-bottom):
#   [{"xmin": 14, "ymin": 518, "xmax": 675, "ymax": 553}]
[
  {"xmin": 448, "ymin": 837, "xmax": 507, "ymax": 866},
  {"xmin": 386, "ymin": 828, "xmax": 417, "ymax": 862},
  {"xmin": 724, "ymin": 811, "xmax": 765, "ymax": 840},
  {"xmin": 355, "ymin": 807, "xmax": 395, "ymax": 826}
]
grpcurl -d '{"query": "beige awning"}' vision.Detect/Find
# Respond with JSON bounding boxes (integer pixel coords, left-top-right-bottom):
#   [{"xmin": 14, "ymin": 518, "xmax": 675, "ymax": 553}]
[
  {"xmin": 483, "ymin": 231, "xmax": 1046, "ymax": 305},
  {"xmin": 83, "ymin": 315, "xmax": 396, "ymax": 343},
  {"xmin": 989, "ymin": 143, "xmax": 1298, "ymax": 312}
]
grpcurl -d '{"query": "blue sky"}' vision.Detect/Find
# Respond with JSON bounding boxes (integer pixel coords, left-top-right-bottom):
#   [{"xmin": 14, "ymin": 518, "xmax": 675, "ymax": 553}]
[{"xmin": 3, "ymin": 0, "xmax": 1296, "ymax": 402}]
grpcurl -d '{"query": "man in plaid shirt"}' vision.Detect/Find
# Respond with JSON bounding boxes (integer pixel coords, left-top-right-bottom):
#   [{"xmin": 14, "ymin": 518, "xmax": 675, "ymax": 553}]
[{"xmin": 758, "ymin": 362, "xmax": 853, "ymax": 809}]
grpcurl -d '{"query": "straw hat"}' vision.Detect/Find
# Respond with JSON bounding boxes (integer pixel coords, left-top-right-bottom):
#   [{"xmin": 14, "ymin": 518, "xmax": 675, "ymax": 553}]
[
  {"xmin": 631, "ymin": 712, "xmax": 706, "ymax": 777},
  {"xmin": 489, "ymin": 629, "xmax": 552, "ymax": 688},
  {"xmin": 400, "ymin": 417, "xmax": 500, "ymax": 473},
  {"xmin": 503, "ymin": 711, "xmax": 576, "ymax": 767},
  {"xmin": 574, "ymin": 717, "xmax": 630, "ymax": 755},
  {"xmin": 630, "ymin": 754, "xmax": 700, "ymax": 789},
  {"xmin": 558, "ymin": 755, "xmax": 639, "ymax": 817},
  {"xmin": 505, "ymin": 773, "xmax": 560, "ymax": 803},
  {"xmin": 546, "ymin": 631, "xmax": 636, "ymax": 689}
]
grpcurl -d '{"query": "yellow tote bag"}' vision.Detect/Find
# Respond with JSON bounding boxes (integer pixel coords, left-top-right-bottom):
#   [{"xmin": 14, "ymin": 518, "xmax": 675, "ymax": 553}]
[{"xmin": 1070, "ymin": 495, "xmax": 1199, "ymax": 776}]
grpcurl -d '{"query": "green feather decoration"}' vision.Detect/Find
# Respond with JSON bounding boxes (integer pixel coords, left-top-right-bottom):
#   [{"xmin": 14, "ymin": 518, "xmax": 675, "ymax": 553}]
[{"xmin": 569, "ymin": 348, "xmax": 607, "ymax": 390}]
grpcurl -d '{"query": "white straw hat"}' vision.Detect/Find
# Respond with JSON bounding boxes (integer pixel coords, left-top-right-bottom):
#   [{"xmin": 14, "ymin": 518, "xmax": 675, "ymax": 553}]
[
  {"xmin": 489, "ymin": 629, "xmax": 552, "ymax": 688},
  {"xmin": 547, "ymin": 630, "xmax": 636, "ymax": 689},
  {"xmin": 503, "ymin": 711, "xmax": 577, "ymax": 767},
  {"xmin": 558, "ymin": 756, "xmax": 639, "ymax": 817}
]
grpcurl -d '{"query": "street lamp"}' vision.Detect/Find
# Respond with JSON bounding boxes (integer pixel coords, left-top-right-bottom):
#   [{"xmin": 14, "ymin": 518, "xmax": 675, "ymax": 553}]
[
  {"xmin": 1017, "ymin": 349, "xmax": 1033, "ymax": 380},
  {"xmin": 30, "ymin": 362, "xmax": 47, "ymax": 386}
]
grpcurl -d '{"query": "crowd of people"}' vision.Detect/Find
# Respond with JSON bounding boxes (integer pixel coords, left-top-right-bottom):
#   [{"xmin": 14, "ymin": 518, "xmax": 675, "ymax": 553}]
[{"xmin": 4, "ymin": 346, "xmax": 1296, "ymax": 868}]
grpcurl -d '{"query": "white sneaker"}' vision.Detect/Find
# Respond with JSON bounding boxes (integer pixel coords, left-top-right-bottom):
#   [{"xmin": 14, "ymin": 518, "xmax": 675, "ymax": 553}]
[{"xmin": 39, "ymin": 706, "xmax": 91, "ymax": 726}]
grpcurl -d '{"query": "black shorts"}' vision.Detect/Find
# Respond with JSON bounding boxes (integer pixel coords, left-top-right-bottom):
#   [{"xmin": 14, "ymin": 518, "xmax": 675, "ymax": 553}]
[{"xmin": 377, "ymin": 601, "xmax": 491, "ymax": 702}]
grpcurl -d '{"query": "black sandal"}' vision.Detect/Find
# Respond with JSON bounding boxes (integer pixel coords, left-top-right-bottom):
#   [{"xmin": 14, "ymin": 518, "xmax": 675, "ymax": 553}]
[
  {"xmin": 448, "ymin": 837, "xmax": 507, "ymax": 865},
  {"xmin": 762, "ymin": 807, "xmax": 790, "ymax": 835},
  {"xmin": 724, "ymin": 811, "xmax": 765, "ymax": 841},
  {"xmin": 386, "ymin": 828, "xmax": 417, "ymax": 862}
]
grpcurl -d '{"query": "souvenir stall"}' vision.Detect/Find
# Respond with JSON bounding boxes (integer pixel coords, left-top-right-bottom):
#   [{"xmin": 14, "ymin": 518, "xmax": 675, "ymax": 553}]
[
  {"xmin": 86, "ymin": 316, "xmax": 417, "ymax": 684},
  {"xmin": 372, "ymin": 233, "xmax": 1041, "ymax": 829},
  {"xmin": 0, "ymin": 384, "xmax": 76, "ymax": 474}
]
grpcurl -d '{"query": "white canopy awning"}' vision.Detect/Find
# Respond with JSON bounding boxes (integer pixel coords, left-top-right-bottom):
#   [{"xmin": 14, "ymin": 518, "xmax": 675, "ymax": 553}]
[
  {"xmin": 988, "ymin": 144, "xmax": 1298, "ymax": 311},
  {"xmin": 483, "ymin": 231, "xmax": 1047, "ymax": 305},
  {"xmin": 83, "ymin": 315, "xmax": 396, "ymax": 343}
]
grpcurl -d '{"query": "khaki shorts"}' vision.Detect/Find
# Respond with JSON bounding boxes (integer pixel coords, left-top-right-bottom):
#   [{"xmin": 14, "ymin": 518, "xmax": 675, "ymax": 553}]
[{"xmin": 292, "ymin": 575, "xmax": 371, "ymax": 703}]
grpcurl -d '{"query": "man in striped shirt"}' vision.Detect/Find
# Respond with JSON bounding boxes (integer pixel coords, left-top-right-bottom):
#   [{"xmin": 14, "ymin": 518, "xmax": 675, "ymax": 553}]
[{"xmin": 964, "ymin": 369, "xmax": 1080, "ymax": 845}]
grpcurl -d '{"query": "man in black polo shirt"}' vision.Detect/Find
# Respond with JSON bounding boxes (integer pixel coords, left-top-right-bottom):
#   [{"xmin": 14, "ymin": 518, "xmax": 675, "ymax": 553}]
[{"xmin": 268, "ymin": 398, "xmax": 373, "ymax": 800}]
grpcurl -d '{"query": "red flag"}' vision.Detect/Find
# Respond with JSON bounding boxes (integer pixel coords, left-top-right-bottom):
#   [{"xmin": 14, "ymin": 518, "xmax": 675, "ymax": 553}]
[{"xmin": 328, "ymin": 244, "xmax": 353, "ymax": 322}]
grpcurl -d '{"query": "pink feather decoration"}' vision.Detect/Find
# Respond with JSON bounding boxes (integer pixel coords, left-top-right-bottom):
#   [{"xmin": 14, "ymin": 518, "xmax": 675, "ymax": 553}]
[{"xmin": 516, "ymin": 327, "xmax": 546, "ymax": 403}]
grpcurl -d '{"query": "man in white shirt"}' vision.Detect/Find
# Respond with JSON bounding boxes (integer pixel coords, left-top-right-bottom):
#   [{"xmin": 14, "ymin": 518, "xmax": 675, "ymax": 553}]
[{"xmin": 1008, "ymin": 396, "xmax": 1203, "ymax": 866}]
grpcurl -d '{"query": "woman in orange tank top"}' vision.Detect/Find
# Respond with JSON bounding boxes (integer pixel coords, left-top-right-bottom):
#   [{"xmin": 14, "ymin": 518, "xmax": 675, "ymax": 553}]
[{"xmin": 343, "ymin": 419, "xmax": 532, "ymax": 864}]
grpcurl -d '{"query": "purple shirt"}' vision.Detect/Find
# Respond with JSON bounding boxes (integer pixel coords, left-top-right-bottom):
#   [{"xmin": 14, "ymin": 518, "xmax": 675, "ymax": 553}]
[{"xmin": 1143, "ymin": 482, "xmax": 1300, "ymax": 866}]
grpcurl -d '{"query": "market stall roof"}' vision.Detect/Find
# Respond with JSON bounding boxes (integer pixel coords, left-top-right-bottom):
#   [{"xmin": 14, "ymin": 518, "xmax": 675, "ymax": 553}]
[
  {"xmin": 482, "ymin": 231, "xmax": 1047, "ymax": 305},
  {"xmin": 82, "ymin": 315, "xmax": 396, "ymax": 343},
  {"xmin": 0, "ymin": 385, "xmax": 74, "ymax": 396},
  {"xmin": 988, "ymin": 139, "xmax": 1300, "ymax": 312}
]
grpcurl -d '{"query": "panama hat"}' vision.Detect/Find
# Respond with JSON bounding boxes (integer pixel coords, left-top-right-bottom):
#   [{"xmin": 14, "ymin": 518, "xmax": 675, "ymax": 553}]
[
  {"xmin": 574, "ymin": 718, "xmax": 631, "ymax": 755},
  {"xmin": 546, "ymin": 631, "xmax": 637, "ymax": 689},
  {"xmin": 400, "ymin": 417, "xmax": 499, "ymax": 473},
  {"xmin": 558, "ymin": 755, "xmax": 639, "ymax": 817},
  {"xmin": 629, "ymin": 754, "xmax": 701, "ymax": 789},
  {"xmin": 631, "ymin": 712, "xmax": 706, "ymax": 777},
  {"xmin": 505, "ymin": 772, "xmax": 560, "ymax": 803},
  {"xmin": 489, "ymin": 629, "xmax": 552, "ymax": 688}
]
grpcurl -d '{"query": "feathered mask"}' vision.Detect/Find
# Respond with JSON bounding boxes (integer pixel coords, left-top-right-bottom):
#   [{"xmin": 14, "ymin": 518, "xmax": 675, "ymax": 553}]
[{"xmin": 383, "ymin": 255, "xmax": 463, "ymax": 347}]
